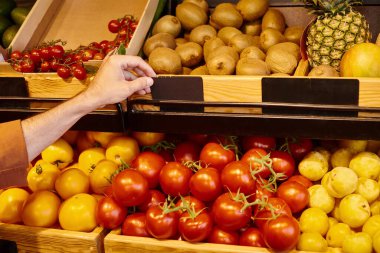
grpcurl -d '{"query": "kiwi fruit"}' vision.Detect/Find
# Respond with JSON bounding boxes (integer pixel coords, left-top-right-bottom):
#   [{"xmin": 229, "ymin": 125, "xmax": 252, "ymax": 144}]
[
  {"xmin": 236, "ymin": 0, "xmax": 269, "ymax": 21},
  {"xmin": 152, "ymin": 15, "xmax": 182, "ymax": 38},
  {"xmin": 228, "ymin": 34, "xmax": 256, "ymax": 53},
  {"xmin": 262, "ymin": 9, "xmax": 286, "ymax": 33},
  {"xmin": 242, "ymin": 20, "xmax": 262, "ymax": 36},
  {"xmin": 260, "ymin": 28, "xmax": 286, "ymax": 52},
  {"xmin": 207, "ymin": 54, "xmax": 237, "ymax": 75},
  {"xmin": 266, "ymin": 50, "xmax": 298, "ymax": 74},
  {"xmin": 149, "ymin": 47, "xmax": 182, "ymax": 74},
  {"xmin": 308, "ymin": 65, "xmax": 339, "ymax": 77},
  {"xmin": 267, "ymin": 42, "xmax": 301, "ymax": 61},
  {"xmin": 189, "ymin": 25, "xmax": 217, "ymax": 46},
  {"xmin": 240, "ymin": 46, "xmax": 266, "ymax": 61},
  {"xmin": 210, "ymin": 3, "xmax": 243, "ymax": 29},
  {"xmin": 190, "ymin": 65, "xmax": 209, "ymax": 75},
  {"xmin": 176, "ymin": 2, "xmax": 208, "ymax": 31},
  {"xmin": 182, "ymin": 67, "xmax": 193, "ymax": 75},
  {"xmin": 183, "ymin": 0, "xmax": 209, "ymax": 14},
  {"xmin": 236, "ymin": 58, "xmax": 270, "ymax": 75},
  {"xmin": 175, "ymin": 42, "xmax": 203, "ymax": 68},
  {"xmin": 207, "ymin": 46, "xmax": 239, "ymax": 64},
  {"xmin": 175, "ymin": 38, "xmax": 188, "ymax": 47},
  {"xmin": 217, "ymin": 27, "xmax": 242, "ymax": 44},
  {"xmin": 203, "ymin": 37, "xmax": 225, "ymax": 60},
  {"xmin": 284, "ymin": 26, "xmax": 304, "ymax": 45},
  {"xmin": 143, "ymin": 33, "xmax": 176, "ymax": 57}
]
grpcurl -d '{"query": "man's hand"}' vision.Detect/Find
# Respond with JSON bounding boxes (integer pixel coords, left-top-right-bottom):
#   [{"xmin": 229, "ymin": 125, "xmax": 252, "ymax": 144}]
[{"xmin": 85, "ymin": 55, "xmax": 156, "ymax": 108}]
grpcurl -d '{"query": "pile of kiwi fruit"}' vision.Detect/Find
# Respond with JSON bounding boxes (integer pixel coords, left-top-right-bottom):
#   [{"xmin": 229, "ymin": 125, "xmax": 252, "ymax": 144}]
[{"xmin": 144, "ymin": 0, "xmax": 306, "ymax": 76}]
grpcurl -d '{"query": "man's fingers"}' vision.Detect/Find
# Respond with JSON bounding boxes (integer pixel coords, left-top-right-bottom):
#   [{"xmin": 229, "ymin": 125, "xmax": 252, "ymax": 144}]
[
  {"xmin": 127, "ymin": 77, "xmax": 154, "ymax": 95},
  {"xmin": 111, "ymin": 55, "xmax": 156, "ymax": 77}
]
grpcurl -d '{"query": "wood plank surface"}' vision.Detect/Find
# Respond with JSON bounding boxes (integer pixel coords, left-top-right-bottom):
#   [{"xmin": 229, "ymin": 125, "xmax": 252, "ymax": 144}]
[{"xmin": 0, "ymin": 223, "xmax": 107, "ymax": 253}]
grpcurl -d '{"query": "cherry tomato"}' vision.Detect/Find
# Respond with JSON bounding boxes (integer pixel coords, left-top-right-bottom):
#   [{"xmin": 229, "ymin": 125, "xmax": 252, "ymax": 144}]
[
  {"xmin": 242, "ymin": 136, "xmax": 276, "ymax": 152},
  {"xmin": 221, "ymin": 161, "xmax": 256, "ymax": 195},
  {"xmin": 93, "ymin": 52, "xmax": 105, "ymax": 60},
  {"xmin": 132, "ymin": 151, "xmax": 166, "ymax": 189},
  {"xmin": 145, "ymin": 205, "xmax": 179, "ymax": 239},
  {"xmin": 57, "ymin": 66, "xmax": 71, "ymax": 79},
  {"xmin": 108, "ymin": 19, "xmax": 121, "ymax": 33},
  {"xmin": 207, "ymin": 226, "xmax": 239, "ymax": 245},
  {"xmin": 159, "ymin": 162, "xmax": 193, "ymax": 196},
  {"xmin": 12, "ymin": 63, "xmax": 22, "ymax": 72},
  {"xmin": 73, "ymin": 65, "xmax": 87, "ymax": 80},
  {"xmin": 200, "ymin": 142, "xmax": 235, "ymax": 171},
  {"xmin": 10, "ymin": 50, "xmax": 22, "ymax": 60},
  {"xmin": 112, "ymin": 170, "xmax": 149, "ymax": 207},
  {"xmin": 175, "ymin": 196, "xmax": 206, "ymax": 215},
  {"xmin": 40, "ymin": 47, "xmax": 51, "ymax": 60},
  {"xmin": 187, "ymin": 134, "xmax": 208, "ymax": 145},
  {"xmin": 241, "ymin": 148, "xmax": 271, "ymax": 179},
  {"xmin": 40, "ymin": 61, "xmax": 50, "ymax": 72},
  {"xmin": 189, "ymin": 167, "xmax": 222, "ymax": 202},
  {"xmin": 254, "ymin": 197, "xmax": 292, "ymax": 229},
  {"xmin": 130, "ymin": 22, "xmax": 137, "ymax": 31},
  {"xmin": 173, "ymin": 141, "xmax": 201, "ymax": 163},
  {"xmin": 99, "ymin": 40, "xmax": 110, "ymax": 50},
  {"xmin": 276, "ymin": 181, "xmax": 309, "ymax": 213},
  {"xmin": 22, "ymin": 50, "xmax": 30, "ymax": 59},
  {"xmin": 49, "ymin": 58, "xmax": 60, "ymax": 71},
  {"xmin": 50, "ymin": 45, "xmax": 65, "ymax": 59},
  {"xmin": 179, "ymin": 211, "xmax": 213, "ymax": 242},
  {"xmin": 262, "ymin": 215, "xmax": 300, "ymax": 251},
  {"xmin": 212, "ymin": 192, "xmax": 252, "ymax": 231},
  {"xmin": 239, "ymin": 227, "xmax": 265, "ymax": 247},
  {"xmin": 287, "ymin": 175, "xmax": 313, "ymax": 189},
  {"xmin": 137, "ymin": 189, "xmax": 166, "ymax": 212},
  {"xmin": 270, "ymin": 150, "xmax": 295, "ymax": 180},
  {"xmin": 88, "ymin": 42, "xmax": 102, "ymax": 50},
  {"xmin": 29, "ymin": 49, "xmax": 41, "ymax": 64},
  {"xmin": 20, "ymin": 59, "xmax": 35, "ymax": 72},
  {"xmin": 255, "ymin": 178, "xmax": 275, "ymax": 201},
  {"xmin": 81, "ymin": 49, "xmax": 95, "ymax": 61},
  {"xmin": 96, "ymin": 196, "xmax": 126, "ymax": 229},
  {"xmin": 122, "ymin": 212, "xmax": 150, "ymax": 237},
  {"xmin": 288, "ymin": 138, "xmax": 313, "ymax": 161}
]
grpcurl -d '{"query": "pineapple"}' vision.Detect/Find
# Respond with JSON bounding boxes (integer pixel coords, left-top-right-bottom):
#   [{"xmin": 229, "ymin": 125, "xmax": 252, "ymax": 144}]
[{"xmin": 301, "ymin": 0, "xmax": 371, "ymax": 70}]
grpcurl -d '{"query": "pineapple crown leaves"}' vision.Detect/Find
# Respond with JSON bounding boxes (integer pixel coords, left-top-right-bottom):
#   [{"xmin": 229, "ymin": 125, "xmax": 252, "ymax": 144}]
[{"xmin": 296, "ymin": 0, "xmax": 363, "ymax": 15}]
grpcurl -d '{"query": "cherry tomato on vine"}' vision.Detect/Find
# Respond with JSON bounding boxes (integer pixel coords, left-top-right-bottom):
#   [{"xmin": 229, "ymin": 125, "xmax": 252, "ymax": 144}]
[
  {"xmin": 254, "ymin": 197, "xmax": 292, "ymax": 229},
  {"xmin": 175, "ymin": 196, "xmax": 206, "ymax": 215},
  {"xmin": 262, "ymin": 215, "xmax": 300, "ymax": 251},
  {"xmin": 239, "ymin": 227, "xmax": 265, "ymax": 247},
  {"xmin": 270, "ymin": 150, "xmax": 295, "ymax": 180},
  {"xmin": 200, "ymin": 142, "xmax": 235, "ymax": 171},
  {"xmin": 10, "ymin": 50, "xmax": 22, "ymax": 60},
  {"xmin": 241, "ymin": 148, "xmax": 271, "ymax": 179},
  {"xmin": 179, "ymin": 211, "xmax": 213, "ymax": 242},
  {"xmin": 207, "ymin": 226, "xmax": 239, "ymax": 245},
  {"xmin": 137, "ymin": 189, "xmax": 166, "ymax": 212},
  {"xmin": 50, "ymin": 45, "xmax": 65, "ymax": 59},
  {"xmin": 132, "ymin": 151, "xmax": 166, "ymax": 189},
  {"xmin": 57, "ymin": 66, "xmax": 71, "ymax": 79},
  {"xmin": 93, "ymin": 52, "xmax": 105, "ymax": 60},
  {"xmin": 221, "ymin": 161, "xmax": 256, "ymax": 195},
  {"xmin": 122, "ymin": 212, "xmax": 150, "ymax": 237},
  {"xmin": 20, "ymin": 59, "xmax": 35, "ymax": 72},
  {"xmin": 159, "ymin": 162, "xmax": 193, "ymax": 196},
  {"xmin": 242, "ymin": 136, "xmax": 276, "ymax": 152},
  {"xmin": 40, "ymin": 61, "xmax": 50, "ymax": 72},
  {"xmin": 39, "ymin": 47, "xmax": 51, "ymax": 60},
  {"xmin": 50, "ymin": 58, "xmax": 60, "ymax": 71},
  {"xmin": 255, "ymin": 178, "xmax": 275, "ymax": 201},
  {"xmin": 288, "ymin": 138, "xmax": 313, "ymax": 161},
  {"xmin": 145, "ymin": 205, "xmax": 179, "ymax": 239},
  {"xmin": 189, "ymin": 167, "xmax": 222, "ymax": 203},
  {"xmin": 276, "ymin": 181, "xmax": 309, "ymax": 213},
  {"xmin": 173, "ymin": 141, "xmax": 201, "ymax": 163},
  {"xmin": 108, "ymin": 19, "xmax": 121, "ymax": 33},
  {"xmin": 73, "ymin": 66, "xmax": 87, "ymax": 80},
  {"xmin": 81, "ymin": 49, "xmax": 95, "ymax": 61},
  {"xmin": 211, "ymin": 192, "xmax": 252, "ymax": 231},
  {"xmin": 29, "ymin": 49, "xmax": 41, "ymax": 64},
  {"xmin": 96, "ymin": 196, "xmax": 126, "ymax": 229}
]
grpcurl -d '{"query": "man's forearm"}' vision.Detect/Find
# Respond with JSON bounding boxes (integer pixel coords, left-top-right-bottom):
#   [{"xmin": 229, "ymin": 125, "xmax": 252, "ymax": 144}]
[{"xmin": 21, "ymin": 90, "xmax": 98, "ymax": 161}]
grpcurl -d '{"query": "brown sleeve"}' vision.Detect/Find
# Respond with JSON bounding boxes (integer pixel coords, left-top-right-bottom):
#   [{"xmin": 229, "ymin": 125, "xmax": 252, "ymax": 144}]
[{"xmin": 0, "ymin": 120, "xmax": 29, "ymax": 189}]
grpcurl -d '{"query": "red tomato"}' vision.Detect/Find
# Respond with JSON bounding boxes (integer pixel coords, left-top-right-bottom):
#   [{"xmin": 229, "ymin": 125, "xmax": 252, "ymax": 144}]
[
  {"xmin": 40, "ymin": 61, "xmax": 50, "ymax": 72},
  {"xmin": 49, "ymin": 58, "xmax": 60, "ymax": 71},
  {"xmin": 187, "ymin": 134, "xmax": 208, "ymax": 145},
  {"xmin": 132, "ymin": 151, "xmax": 166, "ymax": 189},
  {"xmin": 276, "ymin": 181, "xmax": 309, "ymax": 213},
  {"xmin": 255, "ymin": 178, "xmax": 275, "ymax": 201},
  {"xmin": 145, "ymin": 205, "xmax": 179, "ymax": 239},
  {"xmin": 73, "ymin": 66, "xmax": 87, "ymax": 80},
  {"xmin": 159, "ymin": 162, "xmax": 193, "ymax": 196},
  {"xmin": 122, "ymin": 213, "xmax": 150, "ymax": 237},
  {"xmin": 108, "ymin": 19, "xmax": 121, "ymax": 33},
  {"xmin": 241, "ymin": 148, "xmax": 271, "ymax": 179},
  {"xmin": 40, "ymin": 47, "xmax": 51, "ymax": 60},
  {"xmin": 104, "ymin": 185, "xmax": 113, "ymax": 197},
  {"xmin": 93, "ymin": 52, "xmax": 105, "ymax": 60},
  {"xmin": 10, "ymin": 50, "xmax": 22, "ymax": 60},
  {"xmin": 57, "ymin": 66, "xmax": 71, "ymax": 79},
  {"xmin": 207, "ymin": 226, "xmax": 239, "ymax": 245},
  {"xmin": 221, "ymin": 161, "xmax": 256, "ymax": 195},
  {"xmin": 173, "ymin": 141, "xmax": 201, "ymax": 163},
  {"xmin": 200, "ymin": 143, "xmax": 235, "ymax": 171},
  {"xmin": 287, "ymin": 175, "xmax": 313, "ymax": 189},
  {"xmin": 289, "ymin": 138, "xmax": 313, "ymax": 161},
  {"xmin": 175, "ymin": 196, "xmax": 206, "ymax": 215},
  {"xmin": 242, "ymin": 136, "xmax": 276, "ymax": 152},
  {"xmin": 112, "ymin": 170, "xmax": 149, "ymax": 207},
  {"xmin": 96, "ymin": 197, "xmax": 126, "ymax": 229},
  {"xmin": 50, "ymin": 45, "xmax": 65, "ymax": 59},
  {"xmin": 189, "ymin": 167, "xmax": 222, "ymax": 202},
  {"xmin": 30, "ymin": 49, "xmax": 41, "ymax": 64},
  {"xmin": 211, "ymin": 192, "xmax": 252, "ymax": 231},
  {"xmin": 20, "ymin": 59, "xmax": 35, "ymax": 72},
  {"xmin": 254, "ymin": 197, "xmax": 292, "ymax": 229},
  {"xmin": 239, "ymin": 227, "xmax": 265, "ymax": 247},
  {"xmin": 137, "ymin": 189, "xmax": 166, "ymax": 212},
  {"xmin": 270, "ymin": 150, "xmax": 295, "ymax": 180},
  {"xmin": 179, "ymin": 211, "xmax": 213, "ymax": 242},
  {"xmin": 262, "ymin": 215, "xmax": 300, "ymax": 251}
]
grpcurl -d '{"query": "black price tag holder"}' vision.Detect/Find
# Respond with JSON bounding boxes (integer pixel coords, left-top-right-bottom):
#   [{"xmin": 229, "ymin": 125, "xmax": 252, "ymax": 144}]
[
  {"xmin": 0, "ymin": 77, "xmax": 29, "ymax": 109},
  {"xmin": 262, "ymin": 77, "xmax": 359, "ymax": 117}
]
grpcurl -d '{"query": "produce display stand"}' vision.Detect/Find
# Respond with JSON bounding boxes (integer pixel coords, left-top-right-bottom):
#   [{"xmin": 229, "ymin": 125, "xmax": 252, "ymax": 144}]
[{"xmin": 0, "ymin": 224, "xmax": 107, "ymax": 253}]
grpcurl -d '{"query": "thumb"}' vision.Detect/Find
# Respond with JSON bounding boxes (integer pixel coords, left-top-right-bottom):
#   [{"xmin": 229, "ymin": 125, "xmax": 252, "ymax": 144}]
[{"xmin": 127, "ymin": 77, "xmax": 154, "ymax": 94}]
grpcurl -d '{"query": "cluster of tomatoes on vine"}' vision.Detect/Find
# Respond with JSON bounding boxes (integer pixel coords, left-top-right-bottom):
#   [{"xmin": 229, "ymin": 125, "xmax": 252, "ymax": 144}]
[
  {"xmin": 96, "ymin": 134, "xmax": 315, "ymax": 252},
  {"xmin": 7, "ymin": 15, "xmax": 137, "ymax": 80}
]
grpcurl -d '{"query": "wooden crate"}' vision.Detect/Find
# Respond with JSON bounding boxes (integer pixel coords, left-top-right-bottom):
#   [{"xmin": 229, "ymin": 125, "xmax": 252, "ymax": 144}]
[
  {"xmin": 104, "ymin": 229, "xmax": 342, "ymax": 253},
  {"xmin": 0, "ymin": 223, "xmax": 108, "ymax": 253}
]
